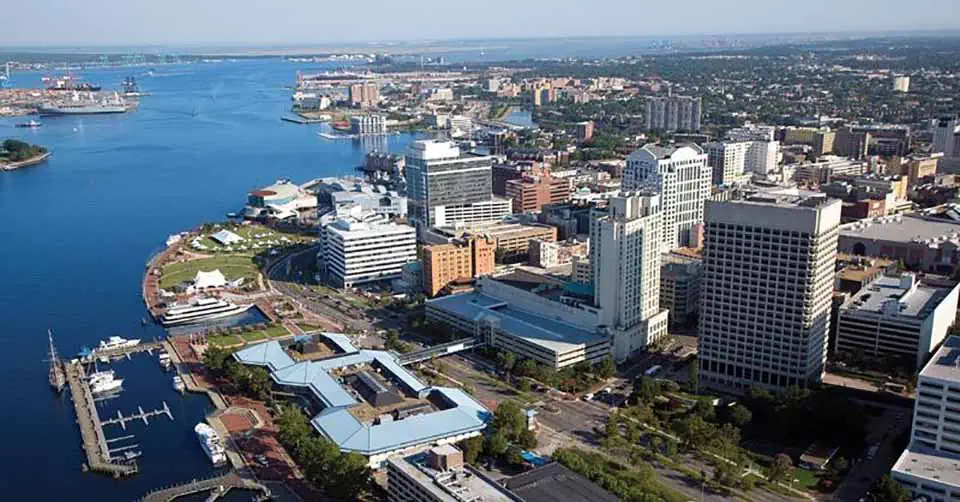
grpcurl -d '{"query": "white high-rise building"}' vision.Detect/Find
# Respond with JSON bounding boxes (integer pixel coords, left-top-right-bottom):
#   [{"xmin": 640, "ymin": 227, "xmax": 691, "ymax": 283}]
[
  {"xmin": 590, "ymin": 193, "xmax": 670, "ymax": 360},
  {"xmin": 698, "ymin": 195, "xmax": 841, "ymax": 393},
  {"xmin": 743, "ymin": 140, "xmax": 779, "ymax": 175},
  {"xmin": 933, "ymin": 115, "xmax": 960, "ymax": 158},
  {"xmin": 323, "ymin": 218, "xmax": 417, "ymax": 287},
  {"xmin": 625, "ymin": 144, "xmax": 711, "ymax": 251},
  {"xmin": 893, "ymin": 75, "xmax": 911, "ymax": 93},
  {"xmin": 892, "ymin": 336, "xmax": 960, "ymax": 500},
  {"xmin": 705, "ymin": 141, "xmax": 748, "ymax": 185}
]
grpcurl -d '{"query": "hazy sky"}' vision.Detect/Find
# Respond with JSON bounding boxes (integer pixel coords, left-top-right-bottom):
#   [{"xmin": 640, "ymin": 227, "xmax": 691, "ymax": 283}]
[{"xmin": 4, "ymin": 0, "xmax": 959, "ymax": 47}]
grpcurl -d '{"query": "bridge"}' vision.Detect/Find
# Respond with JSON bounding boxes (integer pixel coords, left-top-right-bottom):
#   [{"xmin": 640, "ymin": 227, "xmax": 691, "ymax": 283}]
[{"xmin": 397, "ymin": 337, "xmax": 481, "ymax": 365}]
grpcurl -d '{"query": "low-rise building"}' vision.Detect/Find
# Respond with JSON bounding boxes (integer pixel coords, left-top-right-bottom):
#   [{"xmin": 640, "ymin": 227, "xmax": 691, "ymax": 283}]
[
  {"xmin": 234, "ymin": 337, "xmax": 490, "ymax": 468},
  {"xmin": 504, "ymin": 462, "xmax": 619, "ymax": 502},
  {"xmin": 528, "ymin": 238, "xmax": 588, "ymax": 268},
  {"xmin": 791, "ymin": 156, "xmax": 868, "ymax": 185},
  {"xmin": 835, "ymin": 273, "xmax": 959, "ymax": 368},
  {"xmin": 538, "ymin": 202, "xmax": 594, "ymax": 240},
  {"xmin": 838, "ymin": 213, "xmax": 960, "ymax": 273},
  {"xmin": 245, "ymin": 179, "xmax": 317, "ymax": 220},
  {"xmin": 323, "ymin": 219, "xmax": 417, "ymax": 287},
  {"xmin": 892, "ymin": 336, "xmax": 960, "ymax": 499},
  {"xmin": 576, "ymin": 121, "xmax": 594, "ymax": 141},
  {"xmin": 387, "ymin": 446, "xmax": 514, "ymax": 502},
  {"xmin": 425, "ymin": 221, "xmax": 558, "ymax": 261},
  {"xmin": 426, "ymin": 276, "xmax": 610, "ymax": 369},
  {"xmin": 423, "ymin": 236, "xmax": 496, "ymax": 297},
  {"xmin": 505, "ymin": 174, "xmax": 571, "ymax": 213},
  {"xmin": 571, "ymin": 256, "xmax": 591, "ymax": 284},
  {"xmin": 350, "ymin": 114, "xmax": 387, "ymax": 135}
]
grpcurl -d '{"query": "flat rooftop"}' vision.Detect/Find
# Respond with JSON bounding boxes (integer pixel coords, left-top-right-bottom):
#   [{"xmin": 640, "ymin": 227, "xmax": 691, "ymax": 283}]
[
  {"xmin": 836, "ymin": 253, "xmax": 894, "ymax": 284},
  {"xmin": 843, "ymin": 275, "xmax": 950, "ymax": 318},
  {"xmin": 428, "ymin": 290, "xmax": 606, "ymax": 354},
  {"xmin": 840, "ymin": 214, "xmax": 960, "ymax": 244},
  {"xmin": 893, "ymin": 442, "xmax": 960, "ymax": 487},
  {"xmin": 389, "ymin": 451, "xmax": 514, "ymax": 502},
  {"xmin": 504, "ymin": 462, "xmax": 618, "ymax": 502},
  {"xmin": 919, "ymin": 336, "xmax": 960, "ymax": 383}
]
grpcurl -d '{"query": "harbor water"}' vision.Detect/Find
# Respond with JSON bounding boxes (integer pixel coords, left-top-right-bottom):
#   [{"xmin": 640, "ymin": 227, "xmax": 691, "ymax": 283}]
[{"xmin": 0, "ymin": 59, "xmax": 420, "ymax": 500}]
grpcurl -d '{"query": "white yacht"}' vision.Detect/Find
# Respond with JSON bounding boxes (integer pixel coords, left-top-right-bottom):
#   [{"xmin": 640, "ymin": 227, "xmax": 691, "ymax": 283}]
[
  {"xmin": 97, "ymin": 336, "xmax": 141, "ymax": 352},
  {"xmin": 158, "ymin": 351, "xmax": 172, "ymax": 369},
  {"xmin": 172, "ymin": 375, "xmax": 185, "ymax": 393},
  {"xmin": 88, "ymin": 370, "xmax": 123, "ymax": 394},
  {"xmin": 195, "ymin": 422, "xmax": 228, "ymax": 465},
  {"xmin": 161, "ymin": 297, "xmax": 251, "ymax": 327}
]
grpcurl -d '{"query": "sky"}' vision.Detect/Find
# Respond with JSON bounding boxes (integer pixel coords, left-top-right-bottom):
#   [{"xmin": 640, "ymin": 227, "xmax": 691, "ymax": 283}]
[{"xmin": 3, "ymin": 0, "xmax": 959, "ymax": 47}]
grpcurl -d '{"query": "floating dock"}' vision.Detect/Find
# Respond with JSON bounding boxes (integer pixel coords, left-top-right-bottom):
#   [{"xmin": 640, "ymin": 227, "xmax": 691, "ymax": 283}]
[
  {"xmin": 139, "ymin": 471, "xmax": 271, "ymax": 502},
  {"xmin": 64, "ymin": 361, "xmax": 138, "ymax": 477}
]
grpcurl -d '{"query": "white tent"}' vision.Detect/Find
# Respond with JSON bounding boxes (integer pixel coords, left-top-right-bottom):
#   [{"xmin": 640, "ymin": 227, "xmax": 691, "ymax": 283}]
[
  {"xmin": 210, "ymin": 229, "xmax": 243, "ymax": 246},
  {"xmin": 194, "ymin": 269, "xmax": 227, "ymax": 289}
]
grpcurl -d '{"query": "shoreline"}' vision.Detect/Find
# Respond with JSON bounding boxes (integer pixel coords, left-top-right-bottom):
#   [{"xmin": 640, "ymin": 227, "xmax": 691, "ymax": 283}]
[{"xmin": 0, "ymin": 151, "xmax": 51, "ymax": 171}]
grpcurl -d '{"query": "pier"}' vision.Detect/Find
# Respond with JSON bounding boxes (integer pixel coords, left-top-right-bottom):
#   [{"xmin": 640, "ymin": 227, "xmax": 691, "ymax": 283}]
[
  {"xmin": 89, "ymin": 340, "xmax": 163, "ymax": 360},
  {"xmin": 64, "ymin": 361, "xmax": 138, "ymax": 477},
  {"xmin": 139, "ymin": 471, "xmax": 271, "ymax": 502},
  {"xmin": 101, "ymin": 402, "xmax": 173, "ymax": 430}
]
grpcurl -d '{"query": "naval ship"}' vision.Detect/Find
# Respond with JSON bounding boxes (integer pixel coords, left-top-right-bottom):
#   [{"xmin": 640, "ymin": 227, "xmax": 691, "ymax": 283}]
[{"xmin": 38, "ymin": 91, "xmax": 135, "ymax": 116}]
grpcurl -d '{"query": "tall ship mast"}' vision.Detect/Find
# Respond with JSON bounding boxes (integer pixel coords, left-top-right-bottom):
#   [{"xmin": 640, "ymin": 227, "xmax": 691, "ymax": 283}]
[{"xmin": 48, "ymin": 330, "xmax": 65, "ymax": 393}]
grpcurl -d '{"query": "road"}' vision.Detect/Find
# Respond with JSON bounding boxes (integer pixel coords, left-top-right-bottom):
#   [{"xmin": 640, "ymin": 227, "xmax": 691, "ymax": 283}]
[{"xmin": 832, "ymin": 403, "xmax": 912, "ymax": 502}]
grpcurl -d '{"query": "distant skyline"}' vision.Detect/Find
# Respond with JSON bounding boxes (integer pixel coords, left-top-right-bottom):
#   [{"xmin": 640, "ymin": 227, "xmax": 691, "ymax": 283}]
[{"xmin": 4, "ymin": 0, "xmax": 960, "ymax": 47}]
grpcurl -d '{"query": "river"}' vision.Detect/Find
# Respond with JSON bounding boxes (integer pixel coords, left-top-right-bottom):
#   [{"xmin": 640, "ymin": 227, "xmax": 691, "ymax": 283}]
[{"xmin": 0, "ymin": 59, "xmax": 420, "ymax": 500}]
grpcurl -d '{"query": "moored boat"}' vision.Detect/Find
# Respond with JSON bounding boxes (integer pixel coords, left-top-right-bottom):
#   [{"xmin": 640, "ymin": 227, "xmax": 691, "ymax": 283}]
[
  {"xmin": 161, "ymin": 297, "xmax": 251, "ymax": 327},
  {"xmin": 195, "ymin": 422, "xmax": 228, "ymax": 465}
]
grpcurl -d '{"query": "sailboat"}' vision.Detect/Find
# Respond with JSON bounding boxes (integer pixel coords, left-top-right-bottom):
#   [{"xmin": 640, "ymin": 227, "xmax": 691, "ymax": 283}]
[{"xmin": 48, "ymin": 330, "xmax": 66, "ymax": 393}]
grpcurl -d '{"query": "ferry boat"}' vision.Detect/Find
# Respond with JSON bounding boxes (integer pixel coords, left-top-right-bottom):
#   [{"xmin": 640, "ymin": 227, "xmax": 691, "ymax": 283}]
[
  {"xmin": 160, "ymin": 297, "xmax": 251, "ymax": 327},
  {"xmin": 195, "ymin": 422, "xmax": 228, "ymax": 465},
  {"xmin": 15, "ymin": 120, "xmax": 41, "ymax": 128},
  {"xmin": 172, "ymin": 375, "xmax": 185, "ymax": 393},
  {"xmin": 88, "ymin": 370, "xmax": 123, "ymax": 394},
  {"xmin": 98, "ymin": 336, "xmax": 141, "ymax": 352}
]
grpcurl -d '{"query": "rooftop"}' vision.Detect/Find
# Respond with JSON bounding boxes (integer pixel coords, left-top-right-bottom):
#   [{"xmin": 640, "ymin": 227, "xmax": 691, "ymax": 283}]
[
  {"xmin": 919, "ymin": 336, "xmax": 960, "ymax": 383},
  {"xmin": 836, "ymin": 253, "xmax": 895, "ymax": 284},
  {"xmin": 893, "ymin": 442, "xmax": 960, "ymax": 487},
  {"xmin": 427, "ymin": 290, "xmax": 606, "ymax": 354},
  {"xmin": 388, "ymin": 450, "xmax": 515, "ymax": 502},
  {"xmin": 840, "ymin": 214, "xmax": 960, "ymax": 244},
  {"xmin": 233, "ymin": 336, "xmax": 490, "ymax": 457},
  {"xmin": 842, "ymin": 274, "xmax": 950, "ymax": 319},
  {"xmin": 504, "ymin": 462, "xmax": 618, "ymax": 502}
]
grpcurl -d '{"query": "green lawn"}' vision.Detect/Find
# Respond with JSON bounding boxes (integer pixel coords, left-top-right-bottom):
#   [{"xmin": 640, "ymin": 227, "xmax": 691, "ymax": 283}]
[
  {"xmin": 209, "ymin": 334, "xmax": 244, "ymax": 347},
  {"xmin": 196, "ymin": 224, "xmax": 310, "ymax": 254},
  {"xmin": 159, "ymin": 255, "xmax": 260, "ymax": 289},
  {"xmin": 240, "ymin": 332, "xmax": 267, "ymax": 342},
  {"xmin": 793, "ymin": 468, "xmax": 820, "ymax": 490},
  {"xmin": 262, "ymin": 325, "xmax": 291, "ymax": 338}
]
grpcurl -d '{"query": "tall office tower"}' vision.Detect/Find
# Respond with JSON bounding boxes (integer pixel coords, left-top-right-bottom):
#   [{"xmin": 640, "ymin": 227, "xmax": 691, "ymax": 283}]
[
  {"xmin": 744, "ymin": 140, "xmax": 779, "ymax": 175},
  {"xmin": 645, "ymin": 96, "xmax": 702, "ymax": 131},
  {"xmin": 705, "ymin": 141, "xmax": 748, "ymax": 185},
  {"xmin": 933, "ymin": 115, "xmax": 959, "ymax": 158},
  {"xmin": 625, "ymin": 144, "xmax": 712, "ymax": 251},
  {"xmin": 590, "ymin": 193, "xmax": 670, "ymax": 359},
  {"xmin": 698, "ymin": 195, "xmax": 841, "ymax": 393},
  {"xmin": 405, "ymin": 140, "xmax": 495, "ymax": 227}
]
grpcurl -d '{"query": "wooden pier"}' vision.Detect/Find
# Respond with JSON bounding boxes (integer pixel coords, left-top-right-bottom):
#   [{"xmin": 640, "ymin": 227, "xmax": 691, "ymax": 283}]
[
  {"xmin": 139, "ymin": 471, "xmax": 271, "ymax": 502},
  {"xmin": 88, "ymin": 340, "xmax": 163, "ymax": 360},
  {"xmin": 64, "ymin": 361, "xmax": 138, "ymax": 477}
]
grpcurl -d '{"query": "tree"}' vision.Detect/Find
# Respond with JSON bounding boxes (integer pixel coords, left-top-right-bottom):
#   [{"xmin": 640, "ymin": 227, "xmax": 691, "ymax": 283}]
[
  {"xmin": 245, "ymin": 366, "xmax": 272, "ymax": 400},
  {"xmin": 596, "ymin": 356, "xmax": 616, "ymax": 379},
  {"xmin": 727, "ymin": 404, "xmax": 753, "ymax": 427},
  {"xmin": 766, "ymin": 453, "xmax": 794, "ymax": 484},
  {"xmin": 505, "ymin": 445, "xmax": 525, "ymax": 466},
  {"xmin": 687, "ymin": 359, "xmax": 699, "ymax": 393},
  {"xmin": 203, "ymin": 346, "xmax": 233, "ymax": 377},
  {"xmin": 518, "ymin": 378, "xmax": 532, "ymax": 392},
  {"xmin": 604, "ymin": 413, "xmax": 621, "ymax": 447},
  {"xmin": 632, "ymin": 376, "xmax": 662, "ymax": 403},
  {"xmin": 497, "ymin": 352, "xmax": 517, "ymax": 375},
  {"xmin": 874, "ymin": 475, "xmax": 911, "ymax": 502},
  {"xmin": 329, "ymin": 452, "xmax": 371, "ymax": 500},
  {"xmin": 519, "ymin": 428, "xmax": 538, "ymax": 450},
  {"xmin": 486, "ymin": 431, "xmax": 509, "ymax": 457},
  {"xmin": 461, "ymin": 436, "xmax": 484, "ymax": 464},
  {"xmin": 493, "ymin": 400, "xmax": 527, "ymax": 440},
  {"xmin": 830, "ymin": 457, "xmax": 849, "ymax": 475},
  {"xmin": 518, "ymin": 359, "xmax": 538, "ymax": 378}
]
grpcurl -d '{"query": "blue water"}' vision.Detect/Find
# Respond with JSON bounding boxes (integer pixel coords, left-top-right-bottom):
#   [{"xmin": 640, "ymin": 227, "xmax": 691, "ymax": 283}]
[
  {"xmin": 503, "ymin": 109, "xmax": 536, "ymax": 128},
  {"xmin": 0, "ymin": 60, "xmax": 420, "ymax": 500}
]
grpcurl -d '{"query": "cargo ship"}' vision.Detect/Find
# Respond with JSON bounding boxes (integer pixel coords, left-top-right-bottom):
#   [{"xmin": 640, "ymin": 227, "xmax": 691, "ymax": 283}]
[{"xmin": 42, "ymin": 74, "xmax": 101, "ymax": 92}]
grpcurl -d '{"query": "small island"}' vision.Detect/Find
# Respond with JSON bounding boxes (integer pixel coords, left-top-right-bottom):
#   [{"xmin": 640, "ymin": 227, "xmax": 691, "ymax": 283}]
[{"xmin": 0, "ymin": 139, "xmax": 50, "ymax": 171}]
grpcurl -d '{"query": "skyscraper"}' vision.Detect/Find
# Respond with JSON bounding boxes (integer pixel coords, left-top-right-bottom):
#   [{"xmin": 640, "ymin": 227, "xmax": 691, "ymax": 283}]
[
  {"xmin": 405, "ymin": 140, "xmax": 496, "ymax": 227},
  {"xmin": 624, "ymin": 144, "xmax": 712, "ymax": 251},
  {"xmin": 645, "ymin": 96, "xmax": 702, "ymax": 132},
  {"xmin": 590, "ymin": 193, "xmax": 670, "ymax": 359},
  {"xmin": 698, "ymin": 195, "xmax": 841, "ymax": 393}
]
